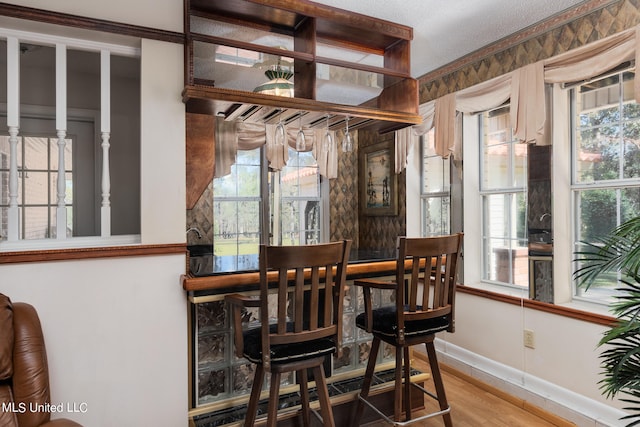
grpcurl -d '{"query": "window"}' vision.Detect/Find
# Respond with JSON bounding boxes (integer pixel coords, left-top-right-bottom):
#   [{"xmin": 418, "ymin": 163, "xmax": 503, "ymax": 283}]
[
  {"xmin": 213, "ymin": 148, "xmax": 262, "ymax": 272},
  {"xmin": 271, "ymin": 150, "xmax": 321, "ymax": 245},
  {"xmin": 480, "ymin": 105, "xmax": 528, "ymax": 287},
  {"xmin": 572, "ymin": 70, "xmax": 640, "ymax": 301},
  {"xmin": 0, "ymin": 30, "xmax": 141, "ymax": 249},
  {"xmin": 421, "ymin": 129, "xmax": 451, "ymax": 236},
  {"xmin": 213, "ymin": 147, "xmax": 323, "ymax": 272}
]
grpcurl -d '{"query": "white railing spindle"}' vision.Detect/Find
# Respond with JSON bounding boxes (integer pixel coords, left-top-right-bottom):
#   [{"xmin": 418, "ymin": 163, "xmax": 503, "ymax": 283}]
[
  {"xmin": 7, "ymin": 37, "xmax": 20, "ymax": 241},
  {"xmin": 101, "ymin": 49, "xmax": 111, "ymax": 237},
  {"xmin": 55, "ymin": 44, "xmax": 67, "ymax": 239}
]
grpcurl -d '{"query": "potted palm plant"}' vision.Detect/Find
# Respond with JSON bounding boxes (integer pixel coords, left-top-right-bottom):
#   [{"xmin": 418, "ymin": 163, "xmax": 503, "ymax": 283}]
[{"xmin": 574, "ymin": 216, "xmax": 640, "ymax": 426}]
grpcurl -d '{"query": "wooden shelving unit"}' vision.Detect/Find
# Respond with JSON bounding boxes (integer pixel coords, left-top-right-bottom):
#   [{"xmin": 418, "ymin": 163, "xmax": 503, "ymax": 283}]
[{"xmin": 183, "ymin": 0, "xmax": 421, "ymax": 133}]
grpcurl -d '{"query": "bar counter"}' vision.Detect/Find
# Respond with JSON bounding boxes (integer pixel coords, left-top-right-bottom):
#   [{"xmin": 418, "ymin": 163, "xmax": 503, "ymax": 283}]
[
  {"xmin": 183, "ymin": 248, "xmax": 424, "ymax": 418},
  {"xmin": 181, "ymin": 248, "xmax": 398, "ymax": 293}
]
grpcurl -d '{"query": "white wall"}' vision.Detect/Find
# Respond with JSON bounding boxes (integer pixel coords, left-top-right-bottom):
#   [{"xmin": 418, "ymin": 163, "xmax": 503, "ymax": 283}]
[
  {"xmin": 1, "ymin": 256, "xmax": 188, "ymax": 426},
  {"xmin": 140, "ymin": 39, "xmax": 186, "ymax": 245},
  {"xmin": 0, "ymin": 6, "xmax": 188, "ymax": 426},
  {"xmin": 2, "ymin": 0, "xmax": 183, "ymax": 33}
]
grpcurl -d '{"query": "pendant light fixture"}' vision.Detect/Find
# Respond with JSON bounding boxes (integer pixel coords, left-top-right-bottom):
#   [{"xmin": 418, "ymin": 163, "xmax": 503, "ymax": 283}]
[{"xmin": 253, "ymin": 60, "xmax": 294, "ymax": 97}]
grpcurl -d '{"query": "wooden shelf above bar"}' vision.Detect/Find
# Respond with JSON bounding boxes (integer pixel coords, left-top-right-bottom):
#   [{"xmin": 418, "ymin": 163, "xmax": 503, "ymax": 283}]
[
  {"xmin": 183, "ymin": 85, "xmax": 421, "ymax": 133},
  {"xmin": 185, "ymin": 0, "xmax": 419, "ymax": 133},
  {"xmin": 189, "ymin": 0, "xmax": 413, "ymax": 53}
]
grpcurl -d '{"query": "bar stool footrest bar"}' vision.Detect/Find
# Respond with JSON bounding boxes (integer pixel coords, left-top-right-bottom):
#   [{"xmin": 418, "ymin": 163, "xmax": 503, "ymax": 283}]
[{"xmin": 357, "ymin": 394, "xmax": 450, "ymax": 426}]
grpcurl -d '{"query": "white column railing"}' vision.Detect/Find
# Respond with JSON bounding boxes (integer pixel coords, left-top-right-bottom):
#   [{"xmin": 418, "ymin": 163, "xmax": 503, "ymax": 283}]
[
  {"xmin": 100, "ymin": 49, "xmax": 111, "ymax": 237},
  {"xmin": 1, "ymin": 29, "xmax": 138, "ymax": 247},
  {"xmin": 6, "ymin": 37, "xmax": 20, "ymax": 242},
  {"xmin": 55, "ymin": 43, "xmax": 68, "ymax": 240}
]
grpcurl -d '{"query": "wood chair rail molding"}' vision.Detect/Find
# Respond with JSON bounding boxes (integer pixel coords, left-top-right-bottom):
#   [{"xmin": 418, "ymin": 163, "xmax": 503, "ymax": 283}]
[
  {"xmin": 184, "ymin": 266, "xmax": 616, "ymax": 327},
  {"xmin": 0, "ymin": 2, "xmax": 183, "ymax": 44},
  {"xmin": 0, "ymin": 244, "xmax": 186, "ymax": 264},
  {"xmin": 457, "ymin": 285, "xmax": 615, "ymax": 327}
]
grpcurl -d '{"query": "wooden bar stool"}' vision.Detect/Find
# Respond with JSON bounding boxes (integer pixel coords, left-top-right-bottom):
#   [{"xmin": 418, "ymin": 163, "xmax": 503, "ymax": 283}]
[
  {"xmin": 352, "ymin": 234, "xmax": 463, "ymax": 426},
  {"xmin": 226, "ymin": 240, "xmax": 351, "ymax": 427}
]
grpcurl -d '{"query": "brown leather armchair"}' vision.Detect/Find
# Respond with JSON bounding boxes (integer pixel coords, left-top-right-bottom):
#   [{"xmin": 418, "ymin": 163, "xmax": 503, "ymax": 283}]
[{"xmin": 0, "ymin": 294, "xmax": 82, "ymax": 427}]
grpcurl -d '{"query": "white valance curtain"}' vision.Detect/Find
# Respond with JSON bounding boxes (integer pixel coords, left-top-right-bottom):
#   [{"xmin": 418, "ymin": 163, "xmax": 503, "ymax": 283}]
[
  {"xmin": 396, "ymin": 25, "xmax": 640, "ymax": 172},
  {"xmin": 214, "ymin": 117, "xmax": 338, "ymax": 179}
]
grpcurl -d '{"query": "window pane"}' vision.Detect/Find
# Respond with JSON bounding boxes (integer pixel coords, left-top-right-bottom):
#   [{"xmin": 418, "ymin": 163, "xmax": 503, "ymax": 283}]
[
  {"xmin": 24, "ymin": 137, "xmax": 48, "ymax": 170},
  {"xmin": 281, "ymin": 166, "xmax": 319, "ymax": 197},
  {"xmin": 280, "ymin": 200, "xmax": 319, "ymax": 245},
  {"xmin": 484, "ymin": 237, "xmax": 528, "ymax": 284},
  {"xmin": 622, "ymin": 100, "xmax": 640, "ymax": 121},
  {"xmin": 622, "ymin": 125, "xmax": 640, "ymax": 179},
  {"xmin": 576, "ymin": 188, "xmax": 618, "ymax": 241},
  {"xmin": 237, "ymin": 201, "xmax": 260, "ymax": 242},
  {"xmin": 281, "ymin": 151, "xmax": 319, "ymax": 197},
  {"xmin": 514, "ymin": 144, "xmax": 528, "ymax": 187},
  {"xmin": 24, "ymin": 171, "xmax": 49, "ymax": 205},
  {"xmin": 422, "ymin": 197, "xmax": 450, "ymax": 236},
  {"xmin": 212, "ymin": 200, "xmax": 260, "ymax": 272},
  {"xmin": 214, "ymin": 150, "xmax": 261, "ymax": 197},
  {"xmin": 235, "ymin": 165, "xmax": 260, "ymax": 197},
  {"xmin": 423, "ymin": 155, "xmax": 449, "ymax": 193},
  {"xmin": 575, "ymin": 126, "xmax": 620, "ymax": 182},
  {"xmin": 484, "ymin": 194, "xmax": 511, "ymax": 239},
  {"xmin": 621, "ymin": 187, "xmax": 640, "ymax": 223},
  {"xmin": 22, "ymin": 206, "xmax": 49, "ymax": 239},
  {"xmin": 482, "ymin": 190, "xmax": 527, "ymax": 286},
  {"xmin": 483, "ymin": 144, "xmax": 509, "ymax": 189},
  {"xmin": 214, "ymin": 200, "xmax": 238, "ymax": 240},
  {"xmin": 573, "ymin": 71, "xmax": 640, "ymax": 303}
]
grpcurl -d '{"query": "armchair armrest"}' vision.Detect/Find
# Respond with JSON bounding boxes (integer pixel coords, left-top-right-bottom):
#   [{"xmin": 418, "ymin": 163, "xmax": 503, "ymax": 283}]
[
  {"xmin": 354, "ymin": 279, "xmax": 398, "ymax": 333},
  {"xmin": 224, "ymin": 294, "xmax": 260, "ymax": 357}
]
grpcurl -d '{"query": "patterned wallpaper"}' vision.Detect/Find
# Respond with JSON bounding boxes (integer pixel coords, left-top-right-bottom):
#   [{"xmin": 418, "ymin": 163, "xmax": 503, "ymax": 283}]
[
  {"xmin": 329, "ymin": 129, "xmax": 360, "ymax": 246},
  {"xmin": 418, "ymin": 0, "xmax": 640, "ymax": 103},
  {"xmin": 187, "ymin": 182, "xmax": 213, "ymax": 246},
  {"xmin": 355, "ymin": 131, "xmax": 406, "ymax": 252}
]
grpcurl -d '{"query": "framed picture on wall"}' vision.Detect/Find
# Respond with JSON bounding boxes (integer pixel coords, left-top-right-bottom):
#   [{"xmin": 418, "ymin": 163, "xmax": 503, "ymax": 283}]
[{"xmin": 359, "ymin": 140, "xmax": 397, "ymax": 216}]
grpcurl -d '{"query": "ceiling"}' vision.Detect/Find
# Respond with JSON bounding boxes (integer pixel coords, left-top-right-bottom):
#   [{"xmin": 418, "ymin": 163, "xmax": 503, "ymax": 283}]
[{"xmin": 312, "ymin": 0, "xmax": 589, "ymax": 78}]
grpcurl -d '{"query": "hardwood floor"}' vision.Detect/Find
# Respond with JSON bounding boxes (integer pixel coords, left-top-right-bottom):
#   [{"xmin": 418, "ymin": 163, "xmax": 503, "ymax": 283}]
[{"xmin": 361, "ymin": 361, "xmax": 574, "ymax": 427}]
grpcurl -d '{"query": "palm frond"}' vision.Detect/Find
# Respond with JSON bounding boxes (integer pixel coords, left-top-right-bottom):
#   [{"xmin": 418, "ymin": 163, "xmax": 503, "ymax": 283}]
[
  {"xmin": 608, "ymin": 277, "xmax": 640, "ymax": 311},
  {"xmin": 574, "ymin": 217, "xmax": 640, "ymax": 288},
  {"xmin": 620, "ymin": 390, "xmax": 640, "ymax": 426},
  {"xmin": 575, "ymin": 217, "xmax": 640, "ymax": 426}
]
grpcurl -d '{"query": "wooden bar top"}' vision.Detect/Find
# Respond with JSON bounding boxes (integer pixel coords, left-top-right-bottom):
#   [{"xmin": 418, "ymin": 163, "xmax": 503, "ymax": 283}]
[{"xmin": 181, "ymin": 259, "xmax": 400, "ymax": 293}]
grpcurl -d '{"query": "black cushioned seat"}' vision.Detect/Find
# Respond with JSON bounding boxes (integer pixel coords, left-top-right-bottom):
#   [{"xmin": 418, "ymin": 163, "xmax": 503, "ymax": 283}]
[
  {"xmin": 242, "ymin": 323, "xmax": 336, "ymax": 365},
  {"xmin": 355, "ymin": 306, "xmax": 449, "ymax": 342}
]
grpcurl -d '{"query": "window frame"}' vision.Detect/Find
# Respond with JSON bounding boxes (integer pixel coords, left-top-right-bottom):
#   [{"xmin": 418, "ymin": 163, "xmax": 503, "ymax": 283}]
[
  {"xmin": 420, "ymin": 131, "xmax": 451, "ymax": 237},
  {"xmin": 0, "ymin": 26, "xmax": 142, "ymax": 252},
  {"xmin": 479, "ymin": 104, "xmax": 529, "ymax": 289},
  {"xmin": 212, "ymin": 145, "xmax": 328, "ymax": 272},
  {"xmin": 569, "ymin": 69, "xmax": 640, "ymax": 305}
]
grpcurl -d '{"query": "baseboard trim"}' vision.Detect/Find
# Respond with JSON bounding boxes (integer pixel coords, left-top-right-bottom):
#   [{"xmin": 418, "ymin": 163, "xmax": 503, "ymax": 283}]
[{"xmin": 416, "ymin": 340, "xmax": 628, "ymax": 427}]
